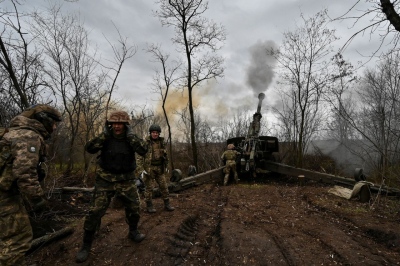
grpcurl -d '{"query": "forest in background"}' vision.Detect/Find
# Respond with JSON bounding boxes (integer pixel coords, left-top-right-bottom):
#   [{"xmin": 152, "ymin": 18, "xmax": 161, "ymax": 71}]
[{"xmin": 1, "ymin": 0, "xmax": 400, "ymax": 190}]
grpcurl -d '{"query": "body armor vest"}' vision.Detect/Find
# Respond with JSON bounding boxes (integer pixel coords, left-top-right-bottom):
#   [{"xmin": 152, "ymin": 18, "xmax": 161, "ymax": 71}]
[
  {"xmin": 151, "ymin": 140, "xmax": 164, "ymax": 165},
  {"xmin": 99, "ymin": 137, "xmax": 136, "ymax": 174}
]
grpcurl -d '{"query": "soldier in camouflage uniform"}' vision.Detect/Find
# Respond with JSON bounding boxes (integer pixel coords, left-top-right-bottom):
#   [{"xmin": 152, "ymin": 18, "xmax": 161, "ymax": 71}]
[
  {"xmin": 221, "ymin": 144, "xmax": 241, "ymax": 186},
  {"xmin": 137, "ymin": 124, "xmax": 174, "ymax": 213},
  {"xmin": 76, "ymin": 111, "xmax": 148, "ymax": 263},
  {"xmin": 0, "ymin": 104, "xmax": 62, "ymax": 266}
]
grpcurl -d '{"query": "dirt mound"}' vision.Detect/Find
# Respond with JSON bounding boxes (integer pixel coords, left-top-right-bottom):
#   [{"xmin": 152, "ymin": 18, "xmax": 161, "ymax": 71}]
[{"xmin": 27, "ymin": 177, "xmax": 400, "ymax": 265}]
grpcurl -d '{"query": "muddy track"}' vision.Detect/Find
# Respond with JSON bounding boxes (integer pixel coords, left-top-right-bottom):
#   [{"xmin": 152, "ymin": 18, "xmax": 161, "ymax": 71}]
[
  {"xmin": 26, "ymin": 181, "xmax": 400, "ymax": 266},
  {"xmin": 169, "ymin": 184, "xmax": 227, "ymax": 265},
  {"xmin": 303, "ymin": 193, "xmax": 400, "ymax": 264}
]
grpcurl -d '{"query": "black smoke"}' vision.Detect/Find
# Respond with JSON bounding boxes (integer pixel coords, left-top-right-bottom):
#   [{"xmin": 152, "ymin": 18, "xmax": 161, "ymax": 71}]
[{"xmin": 246, "ymin": 40, "xmax": 277, "ymax": 96}]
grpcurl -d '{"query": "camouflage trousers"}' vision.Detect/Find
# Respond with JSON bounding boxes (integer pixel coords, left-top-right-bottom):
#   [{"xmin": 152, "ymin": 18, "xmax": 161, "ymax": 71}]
[
  {"xmin": 143, "ymin": 165, "xmax": 169, "ymax": 201},
  {"xmin": 223, "ymin": 160, "xmax": 238, "ymax": 185},
  {"xmin": 83, "ymin": 176, "xmax": 141, "ymax": 232},
  {"xmin": 0, "ymin": 195, "xmax": 32, "ymax": 266}
]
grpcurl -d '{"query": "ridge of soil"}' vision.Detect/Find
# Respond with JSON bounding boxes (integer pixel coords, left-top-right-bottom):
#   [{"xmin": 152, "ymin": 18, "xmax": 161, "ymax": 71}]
[{"xmin": 27, "ymin": 176, "xmax": 400, "ymax": 265}]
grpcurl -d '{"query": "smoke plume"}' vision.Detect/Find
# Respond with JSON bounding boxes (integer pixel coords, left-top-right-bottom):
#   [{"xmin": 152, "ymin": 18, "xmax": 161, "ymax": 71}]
[{"xmin": 246, "ymin": 40, "xmax": 277, "ymax": 96}]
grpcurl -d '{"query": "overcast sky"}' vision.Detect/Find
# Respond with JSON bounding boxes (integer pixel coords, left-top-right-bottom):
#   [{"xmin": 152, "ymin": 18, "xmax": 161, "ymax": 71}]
[{"xmin": 4, "ymin": 0, "xmax": 385, "ymax": 124}]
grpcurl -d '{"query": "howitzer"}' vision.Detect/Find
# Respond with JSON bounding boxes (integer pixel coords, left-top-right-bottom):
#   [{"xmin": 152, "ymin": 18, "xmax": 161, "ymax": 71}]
[{"xmin": 227, "ymin": 93, "xmax": 279, "ymax": 178}]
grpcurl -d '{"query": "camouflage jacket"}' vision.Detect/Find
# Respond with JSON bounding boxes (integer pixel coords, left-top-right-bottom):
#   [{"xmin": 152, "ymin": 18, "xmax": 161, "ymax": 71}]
[
  {"xmin": 221, "ymin": 149, "xmax": 240, "ymax": 162},
  {"xmin": 136, "ymin": 136, "xmax": 168, "ymax": 174},
  {"xmin": 0, "ymin": 115, "xmax": 48, "ymax": 201}
]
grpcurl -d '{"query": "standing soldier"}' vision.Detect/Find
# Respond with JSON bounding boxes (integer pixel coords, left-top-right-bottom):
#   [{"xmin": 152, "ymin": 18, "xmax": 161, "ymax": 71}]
[
  {"xmin": 0, "ymin": 104, "xmax": 62, "ymax": 265},
  {"xmin": 139, "ymin": 124, "xmax": 174, "ymax": 213},
  {"xmin": 221, "ymin": 144, "xmax": 240, "ymax": 186},
  {"xmin": 75, "ymin": 110, "xmax": 148, "ymax": 263}
]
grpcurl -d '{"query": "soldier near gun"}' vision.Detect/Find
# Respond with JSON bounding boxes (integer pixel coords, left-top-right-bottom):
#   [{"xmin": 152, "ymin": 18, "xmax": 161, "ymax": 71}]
[
  {"xmin": 137, "ymin": 124, "xmax": 174, "ymax": 213},
  {"xmin": 0, "ymin": 104, "xmax": 62, "ymax": 266},
  {"xmin": 221, "ymin": 144, "xmax": 241, "ymax": 186},
  {"xmin": 75, "ymin": 111, "xmax": 148, "ymax": 263}
]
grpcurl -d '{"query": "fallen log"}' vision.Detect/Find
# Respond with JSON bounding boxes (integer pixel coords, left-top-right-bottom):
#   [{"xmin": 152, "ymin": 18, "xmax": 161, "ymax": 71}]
[{"xmin": 30, "ymin": 226, "xmax": 74, "ymax": 251}]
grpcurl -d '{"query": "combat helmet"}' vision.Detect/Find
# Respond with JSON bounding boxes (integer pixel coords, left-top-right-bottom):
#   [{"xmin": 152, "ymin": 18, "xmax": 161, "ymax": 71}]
[
  {"xmin": 149, "ymin": 124, "xmax": 161, "ymax": 133},
  {"xmin": 227, "ymin": 144, "xmax": 235, "ymax": 150},
  {"xmin": 107, "ymin": 111, "xmax": 130, "ymax": 124},
  {"xmin": 21, "ymin": 104, "xmax": 62, "ymax": 134}
]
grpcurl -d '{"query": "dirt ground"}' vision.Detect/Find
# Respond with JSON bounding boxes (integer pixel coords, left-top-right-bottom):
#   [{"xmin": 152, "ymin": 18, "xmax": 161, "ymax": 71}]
[{"xmin": 26, "ymin": 175, "xmax": 400, "ymax": 266}]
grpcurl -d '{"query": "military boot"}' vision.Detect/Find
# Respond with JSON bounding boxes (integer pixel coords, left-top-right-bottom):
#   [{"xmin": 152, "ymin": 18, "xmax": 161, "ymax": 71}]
[
  {"xmin": 76, "ymin": 230, "xmax": 95, "ymax": 263},
  {"xmin": 164, "ymin": 198, "xmax": 175, "ymax": 211},
  {"xmin": 146, "ymin": 200, "xmax": 156, "ymax": 213},
  {"xmin": 234, "ymin": 173, "xmax": 239, "ymax": 184},
  {"xmin": 128, "ymin": 224, "xmax": 146, "ymax": 242},
  {"xmin": 223, "ymin": 174, "xmax": 229, "ymax": 186}
]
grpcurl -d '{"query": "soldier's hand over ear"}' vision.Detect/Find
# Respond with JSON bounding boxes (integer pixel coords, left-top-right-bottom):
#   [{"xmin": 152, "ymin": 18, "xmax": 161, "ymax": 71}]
[
  {"xmin": 103, "ymin": 121, "xmax": 112, "ymax": 137},
  {"xmin": 126, "ymin": 124, "xmax": 135, "ymax": 138}
]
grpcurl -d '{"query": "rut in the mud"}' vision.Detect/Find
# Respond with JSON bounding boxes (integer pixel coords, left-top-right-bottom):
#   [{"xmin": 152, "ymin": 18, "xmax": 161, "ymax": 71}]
[{"xmin": 26, "ymin": 179, "xmax": 400, "ymax": 266}]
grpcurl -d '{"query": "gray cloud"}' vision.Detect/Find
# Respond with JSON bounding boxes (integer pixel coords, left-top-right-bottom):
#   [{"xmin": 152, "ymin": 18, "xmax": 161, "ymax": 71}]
[{"xmin": 1, "ymin": 0, "xmax": 388, "ymax": 123}]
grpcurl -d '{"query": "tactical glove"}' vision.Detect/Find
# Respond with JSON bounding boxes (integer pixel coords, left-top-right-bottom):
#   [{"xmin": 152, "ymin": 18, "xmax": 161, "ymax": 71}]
[
  {"xmin": 126, "ymin": 125, "xmax": 138, "ymax": 142},
  {"xmin": 126, "ymin": 124, "xmax": 137, "ymax": 138},
  {"xmin": 37, "ymin": 167, "xmax": 46, "ymax": 182},
  {"xmin": 125, "ymin": 125, "xmax": 148, "ymax": 155},
  {"xmin": 103, "ymin": 121, "xmax": 112, "ymax": 138}
]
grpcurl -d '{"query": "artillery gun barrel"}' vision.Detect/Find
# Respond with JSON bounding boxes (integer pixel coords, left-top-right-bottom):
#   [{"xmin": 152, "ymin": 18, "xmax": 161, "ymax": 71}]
[{"xmin": 257, "ymin": 93, "xmax": 265, "ymax": 113}]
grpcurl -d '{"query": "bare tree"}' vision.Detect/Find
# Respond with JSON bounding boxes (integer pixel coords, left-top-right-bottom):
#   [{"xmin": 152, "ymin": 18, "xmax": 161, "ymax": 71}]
[
  {"xmin": 269, "ymin": 10, "xmax": 339, "ymax": 167},
  {"xmin": 146, "ymin": 43, "xmax": 182, "ymax": 170},
  {"xmin": 0, "ymin": 0, "xmax": 49, "ymax": 111},
  {"xmin": 31, "ymin": 5, "xmax": 97, "ymax": 173},
  {"xmin": 337, "ymin": 0, "xmax": 400, "ymax": 54},
  {"xmin": 357, "ymin": 52, "xmax": 400, "ymax": 184},
  {"xmin": 31, "ymin": 4, "xmax": 135, "ymax": 174},
  {"xmin": 326, "ymin": 53, "xmax": 358, "ymax": 142},
  {"xmin": 103, "ymin": 22, "xmax": 136, "ymax": 119},
  {"xmin": 325, "ymin": 51, "xmax": 400, "ymax": 185},
  {"xmin": 155, "ymin": 0, "xmax": 226, "ymax": 170}
]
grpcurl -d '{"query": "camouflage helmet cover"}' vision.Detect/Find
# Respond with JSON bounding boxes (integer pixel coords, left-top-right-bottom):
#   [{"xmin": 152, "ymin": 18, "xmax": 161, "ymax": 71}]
[
  {"xmin": 107, "ymin": 111, "xmax": 130, "ymax": 123},
  {"xmin": 227, "ymin": 144, "xmax": 235, "ymax": 150},
  {"xmin": 149, "ymin": 124, "xmax": 161, "ymax": 133},
  {"xmin": 20, "ymin": 104, "xmax": 62, "ymax": 122}
]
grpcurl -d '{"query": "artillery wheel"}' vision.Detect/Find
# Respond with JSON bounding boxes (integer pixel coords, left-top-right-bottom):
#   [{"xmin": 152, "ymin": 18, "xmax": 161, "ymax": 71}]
[
  {"xmin": 170, "ymin": 169, "xmax": 182, "ymax": 182},
  {"xmin": 359, "ymin": 185, "xmax": 371, "ymax": 203},
  {"xmin": 354, "ymin": 168, "xmax": 366, "ymax": 182}
]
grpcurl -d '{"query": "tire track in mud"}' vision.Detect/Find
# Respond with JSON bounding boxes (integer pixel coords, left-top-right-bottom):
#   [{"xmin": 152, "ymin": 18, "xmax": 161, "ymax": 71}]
[
  {"xmin": 300, "ymin": 228, "xmax": 349, "ymax": 265},
  {"xmin": 166, "ymin": 215, "xmax": 198, "ymax": 264},
  {"xmin": 231, "ymin": 185, "xmax": 358, "ymax": 265},
  {"xmin": 165, "ymin": 184, "xmax": 227, "ymax": 265},
  {"xmin": 300, "ymin": 195, "xmax": 399, "ymax": 264},
  {"xmin": 264, "ymin": 229, "xmax": 297, "ymax": 266}
]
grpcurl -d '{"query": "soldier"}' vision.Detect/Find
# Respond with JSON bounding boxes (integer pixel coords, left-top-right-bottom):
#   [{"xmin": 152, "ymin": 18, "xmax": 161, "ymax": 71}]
[
  {"xmin": 75, "ymin": 111, "xmax": 148, "ymax": 263},
  {"xmin": 0, "ymin": 104, "xmax": 62, "ymax": 266},
  {"xmin": 221, "ymin": 144, "xmax": 240, "ymax": 186},
  {"xmin": 137, "ymin": 124, "xmax": 174, "ymax": 213}
]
